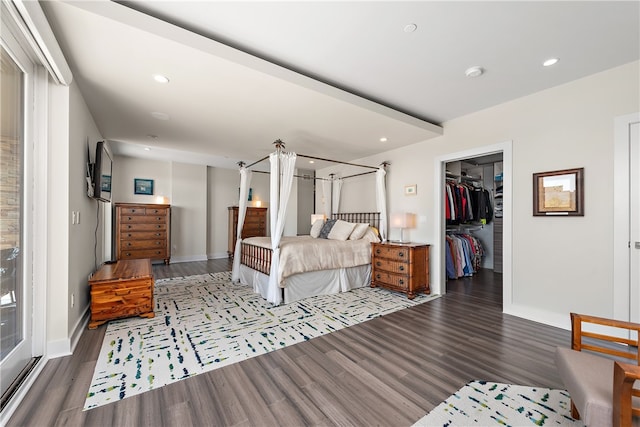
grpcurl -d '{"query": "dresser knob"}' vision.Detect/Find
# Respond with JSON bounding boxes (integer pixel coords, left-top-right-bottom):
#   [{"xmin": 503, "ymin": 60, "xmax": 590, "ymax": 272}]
[
  {"xmin": 157, "ymin": 225, "xmax": 161, "ymax": 228},
  {"xmin": 376, "ymin": 262, "xmax": 381, "ymax": 267},
  {"xmin": 398, "ymin": 251, "xmax": 405, "ymax": 257},
  {"xmin": 126, "ymin": 253, "xmax": 131, "ymax": 256},
  {"xmin": 376, "ymin": 249, "xmax": 381, "ymax": 254},
  {"xmin": 399, "ymin": 279, "xmax": 404, "ymax": 285},
  {"xmin": 127, "ymin": 225, "xmax": 132, "ymax": 229},
  {"xmin": 128, "ymin": 217, "xmax": 132, "ymax": 220},
  {"xmin": 399, "ymin": 265, "xmax": 404, "ymax": 271},
  {"xmin": 376, "ymin": 274, "xmax": 381, "ymax": 280}
]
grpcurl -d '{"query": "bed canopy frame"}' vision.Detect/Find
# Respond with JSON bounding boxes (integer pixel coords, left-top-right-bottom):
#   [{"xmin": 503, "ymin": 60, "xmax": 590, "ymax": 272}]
[{"xmin": 231, "ymin": 139, "xmax": 389, "ymax": 305}]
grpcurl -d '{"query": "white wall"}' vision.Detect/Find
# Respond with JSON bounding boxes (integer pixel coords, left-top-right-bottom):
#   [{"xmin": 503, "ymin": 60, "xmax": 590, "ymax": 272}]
[
  {"xmin": 67, "ymin": 82, "xmax": 104, "ymax": 340},
  {"xmin": 338, "ymin": 60, "xmax": 640, "ymax": 328},
  {"xmin": 170, "ymin": 162, "xmax": 207, "ymax": 262},
  {"xmin": 112, "ymin": 156, "xmax": 171, "ymax": 204}
]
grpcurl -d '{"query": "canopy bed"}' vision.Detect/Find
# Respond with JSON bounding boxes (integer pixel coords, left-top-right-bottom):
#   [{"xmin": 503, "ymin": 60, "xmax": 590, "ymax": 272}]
[{"xmin": 231, "ymin": 140, "xmax": 389, "ymax": 305}]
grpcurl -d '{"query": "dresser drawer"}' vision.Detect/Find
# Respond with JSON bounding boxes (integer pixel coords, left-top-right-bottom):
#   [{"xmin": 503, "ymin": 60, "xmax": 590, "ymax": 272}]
[
  {"xmin": 120, "ymin": 230, "xmax": 167, "ymax": 240},
  {"xmin": 120, "ymin": 214, "xmax": 167, "ymax": 224},
  {"xmin": 372, "ymin": 245, "xmax": 411, "ymax": 261},
  {"xmin": 119, "ymin": 207, "xmax": 146, "ymax": 216},
  {"xmin": 119, "ymin": 239, "xmax": 166, "ymax": 250},
  {"xmin": 373, "ymin": 258, "xmax": 409, "ymax": 274},
  {"xmin": 372, "ymin": 271, "xmax": 410, "ymax": 291},
  {"xmin": 120, "ymin": 223, "xmax": 167, "ymax": 232},
  {"xmin": 120, "ymin": 248, "xmax": 168, "ymax": 260},
  {"xmin": 145, "ymin": 207, "xmax": 167, "ymax": 216}
]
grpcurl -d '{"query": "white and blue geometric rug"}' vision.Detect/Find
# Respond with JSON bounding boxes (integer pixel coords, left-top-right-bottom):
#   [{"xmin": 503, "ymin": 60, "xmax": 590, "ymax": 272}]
[
  {"xmin": 85, "ymin": 271, "xmax": 439, "ymax": 410},
  {"xmin": 413, "ymin": 380, "xmax": 583, "ymax": 426}
]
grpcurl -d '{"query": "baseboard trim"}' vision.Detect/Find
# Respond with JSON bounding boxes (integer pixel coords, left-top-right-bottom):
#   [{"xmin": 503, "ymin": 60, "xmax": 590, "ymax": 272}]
[
  {"xmin": 170, "ymin": 255, "xmax": 208, "ymax": 263},
  {"xmin": 503, "ymin": 304, "xmax": 571, "ymax": 331},
  {"xmin": 207, "ymin": 252, "xmax": 229, "ymax": 260}
]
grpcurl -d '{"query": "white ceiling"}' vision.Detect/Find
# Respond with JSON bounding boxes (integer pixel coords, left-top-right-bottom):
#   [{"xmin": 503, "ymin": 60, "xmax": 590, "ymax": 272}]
[{"xmin": 42, "ymin": 1, "xmax": 639, "ymax": 170}]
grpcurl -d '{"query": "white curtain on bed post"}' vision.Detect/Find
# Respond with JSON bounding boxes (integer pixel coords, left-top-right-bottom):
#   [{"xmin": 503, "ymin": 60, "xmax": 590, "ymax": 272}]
[
  {"xmin": 232, "ymin": 166, "xmax": 252, "ymax": 282},
  {"xmin": 332, "ymin": 178, "xmax": 343, "ymax": 214},
  {"xmin": 376, "ymin": 167, "xmax": 388, "ymax": 242},
  {"xmin": 321, "ymin": 179, "xmax": 331, "ymax": 219},
  {"xmin": 267, "ymin": 150, "xmax": 297, "ymax": 305}
]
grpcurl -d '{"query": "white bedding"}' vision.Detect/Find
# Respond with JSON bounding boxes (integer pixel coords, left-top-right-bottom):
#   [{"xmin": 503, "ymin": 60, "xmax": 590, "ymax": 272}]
[{"xmin": 242, "ymin": 235, "xmax": 373, "ymax": 286}]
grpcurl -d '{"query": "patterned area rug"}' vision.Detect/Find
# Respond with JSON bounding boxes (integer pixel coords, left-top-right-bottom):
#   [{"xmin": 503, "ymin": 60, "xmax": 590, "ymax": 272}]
[
  {"xmin": 413, "ymin": 380, "xmax": 583, "ymax": 426},
  {"xmin": 85, "ymin": 271, "xmax": 439, "ymax": 410}
]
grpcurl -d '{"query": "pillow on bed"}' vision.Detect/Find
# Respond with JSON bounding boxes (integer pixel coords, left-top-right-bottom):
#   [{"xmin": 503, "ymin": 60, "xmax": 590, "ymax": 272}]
[
  {"xmin": 348, "ymin": 223, "xmax": 370, "ymax": 240},
  {"xmin": 328, "ymin": 220, "xmax": 357, "ymax": 241},
  {"xmin": 310, "ymin": 219, "xmax": 325, "ymax": 238},
  {"xmin": 360, "ymin": 227, "xmax": 381, "ymax": 243},
  {"xmin": 318, "ymin": 219, "xmax": 337, "ymax": 239}
]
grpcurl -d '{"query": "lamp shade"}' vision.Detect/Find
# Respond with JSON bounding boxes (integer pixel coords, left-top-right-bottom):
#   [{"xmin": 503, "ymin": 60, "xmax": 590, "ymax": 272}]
[
  {"xmin": 311, "ymin": 213, "xmax": 326, "ymax": 224},
  {"xmin": 390, "ymin": 212, "xmax": 416, "ymax": 228}
]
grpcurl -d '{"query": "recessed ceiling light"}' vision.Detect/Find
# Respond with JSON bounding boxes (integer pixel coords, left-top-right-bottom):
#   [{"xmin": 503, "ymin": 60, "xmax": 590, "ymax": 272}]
[
  {"xmin": 150, "ymin": 111, "xmax": 170, "ymax": 120},
  {"xmin": 403, "ymin": 23, "xmax": 417, "ymax": 33},
  {"xmin": 380, "ymin": 137, "xmax": 388, "ymax": 142},
  {"xmin": 309, "ymin": 160, "xmax": 315, "ymax": 164},
  {"xmin": 153, "ymin": 74, "xmax": 170, "ymax": 83},
  {"xmin": 543, "ymin": 58, "xmax": 559, "ymax": 67},
  {"xmin": 465, "ymin": 66, "xmax": 484, "ymax": 78},
  {"xmin": 144, "ymin": 147, "xmax": 151, "ymax": 151}
]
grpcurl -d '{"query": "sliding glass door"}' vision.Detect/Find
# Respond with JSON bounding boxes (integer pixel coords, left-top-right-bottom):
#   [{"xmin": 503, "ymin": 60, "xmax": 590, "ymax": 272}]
[{"xmin": 0, "ymin": 33, "xmax": 32, "ymax": 403}]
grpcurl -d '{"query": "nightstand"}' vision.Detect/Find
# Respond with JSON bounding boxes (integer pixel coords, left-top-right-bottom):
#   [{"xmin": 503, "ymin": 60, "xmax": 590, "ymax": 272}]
[{"xmin": 371, "ymin": 242, "xmax": 430, "ymax": 299}]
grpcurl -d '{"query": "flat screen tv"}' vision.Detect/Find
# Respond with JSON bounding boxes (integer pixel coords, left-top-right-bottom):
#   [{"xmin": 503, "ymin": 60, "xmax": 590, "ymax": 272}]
[{"xmin": 93, "ymin": 141, "xmax": 112, "ymax": 202}]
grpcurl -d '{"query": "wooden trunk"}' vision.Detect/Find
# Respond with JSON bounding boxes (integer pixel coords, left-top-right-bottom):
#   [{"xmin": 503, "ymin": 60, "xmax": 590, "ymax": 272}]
[{"xmin": 88, "ymin": 258, "xmax": 155, "ymax": 329}]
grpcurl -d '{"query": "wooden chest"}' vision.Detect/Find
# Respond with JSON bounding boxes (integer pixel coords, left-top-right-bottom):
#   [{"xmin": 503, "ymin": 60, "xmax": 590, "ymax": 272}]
[
  {"xmin": 115, "ymin": 203, "xmax": 171, "ymax": 264},
  {"xmin": 228, "ymin": 206, "xmax": 267, "ymax": 257},
  {"xmin": 371, "ymin": 242, "xmax": 430, "ymax": 299},
  {"xmin": 88, "ymin": 259, "xmax": 155, "ymax": 329}
]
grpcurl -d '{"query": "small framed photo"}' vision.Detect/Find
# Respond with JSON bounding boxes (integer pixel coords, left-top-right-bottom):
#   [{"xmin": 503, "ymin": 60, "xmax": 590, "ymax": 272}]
[
  {"xmin": 404, "ymin": 184, "xmax": 417, "ymax": 196},
  {"xmin": 533, "ymin": 168, "xmax": 584, "ymax": 216},
  {"xmin": 134, "ymin": 178, "xmax": 154, "ymax": 195}
]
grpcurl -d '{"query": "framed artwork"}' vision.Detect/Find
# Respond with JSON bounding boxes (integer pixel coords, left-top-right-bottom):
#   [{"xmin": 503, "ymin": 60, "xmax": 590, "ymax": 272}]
[
  {"xmin": 533, "ymin": 168, "xmax": 584, "ymax": 216},
  {"xmin": 404, "ymin": 184, "xmax": 417, "ymax": 196},
  {"xmin": 134, "ymin": 178, "xmax": 154, "ymax": 195}
]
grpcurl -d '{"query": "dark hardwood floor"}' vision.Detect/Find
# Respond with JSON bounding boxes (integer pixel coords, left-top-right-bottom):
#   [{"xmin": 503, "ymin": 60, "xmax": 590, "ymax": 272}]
[{"xmin": 7, "ymin": 261, "xmax": 571, "ymax": 426}]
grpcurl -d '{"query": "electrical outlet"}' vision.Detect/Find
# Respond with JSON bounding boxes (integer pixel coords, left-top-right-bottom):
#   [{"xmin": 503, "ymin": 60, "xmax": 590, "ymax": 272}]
[
  {"xmin": 71, "ymin": 293, "xmax": 75, "ymax": 308},
  {"xmin": 71, "ymin": 211, "xmax": 76, "ymax": 224}
]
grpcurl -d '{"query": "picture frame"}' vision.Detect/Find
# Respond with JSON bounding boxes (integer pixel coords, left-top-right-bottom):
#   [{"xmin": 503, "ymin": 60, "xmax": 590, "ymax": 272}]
[
  {"xmin": 134, "ymin": 178, "xmax": 154, "ymax": 195},
  {"xmin": 533, "ymin": 168, "xmax": 584, "ymax": 216},
  {"xmin": 404, "ymin": 184, "xmax": 417, "ymax": 196}
]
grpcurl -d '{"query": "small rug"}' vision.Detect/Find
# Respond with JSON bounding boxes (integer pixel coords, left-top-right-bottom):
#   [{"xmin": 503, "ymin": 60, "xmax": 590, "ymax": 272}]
[
  {"xmin": 413, "ymin": 380, "xmax": 583, "ymax": 426},
  {"xmin": 85, "ymin": 271, "xmax": 439, "ymax": 410}
]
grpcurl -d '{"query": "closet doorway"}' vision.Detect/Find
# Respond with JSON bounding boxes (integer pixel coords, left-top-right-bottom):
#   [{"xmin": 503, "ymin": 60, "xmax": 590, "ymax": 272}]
[
  {"xmin": 434, "ymin": 141, "xmax": 512, "ymax": 311},
  {"xmin": 614, "ymin": 113, "xmax": 640, "ymax": 323}
]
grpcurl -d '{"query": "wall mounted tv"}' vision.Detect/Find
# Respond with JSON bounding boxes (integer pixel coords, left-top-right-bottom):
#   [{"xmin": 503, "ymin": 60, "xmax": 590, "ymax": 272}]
[{"xmin": 93, "ymin": 141, "xmax": 112, "ymax": 202}]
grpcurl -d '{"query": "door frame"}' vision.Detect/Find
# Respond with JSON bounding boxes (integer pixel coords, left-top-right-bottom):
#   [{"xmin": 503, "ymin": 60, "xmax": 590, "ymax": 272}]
[
  {"xmin": 433, "ymin": 140, "xmax": 512, "ymax": 309},
  {"xmin": 613, "ymin": 112, "xmax": 640, "ymax": 321}
]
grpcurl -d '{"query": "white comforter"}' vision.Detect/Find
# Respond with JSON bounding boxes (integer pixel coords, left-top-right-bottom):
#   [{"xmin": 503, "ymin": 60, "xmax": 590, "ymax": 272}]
[{"xmin": 242, "ymin": 236, "xmax": 373, "ymax": 286}]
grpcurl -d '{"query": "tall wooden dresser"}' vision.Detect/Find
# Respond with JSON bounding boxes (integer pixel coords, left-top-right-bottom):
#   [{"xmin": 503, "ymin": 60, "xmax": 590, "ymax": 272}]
[
  {"xmin": 228, "ymin": 206, "xmax": 267, "ymax": 257},
  {"xmin": 371, "ymin": 242, "xmax": 430, "ymax": 299},
  {"xmin": 114, "ymin": 203, "xmax": 171, "ymax": 264}
]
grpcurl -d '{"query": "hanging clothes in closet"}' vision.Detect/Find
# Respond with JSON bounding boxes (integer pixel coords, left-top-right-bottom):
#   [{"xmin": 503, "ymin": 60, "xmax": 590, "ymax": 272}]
[
  {"xmin": 445, "ymin": 233, "xmax": 484, "ymax": 279},
  {"xmin": 445, "ymin": 178, "xmax": 493, "ymax": 225}
]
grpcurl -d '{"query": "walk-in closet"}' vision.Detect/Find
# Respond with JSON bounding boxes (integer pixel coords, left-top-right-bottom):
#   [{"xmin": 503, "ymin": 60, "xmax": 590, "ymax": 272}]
[{"xmin": 445, "ymin": 153, "xmax": 503, "ymax": 295}]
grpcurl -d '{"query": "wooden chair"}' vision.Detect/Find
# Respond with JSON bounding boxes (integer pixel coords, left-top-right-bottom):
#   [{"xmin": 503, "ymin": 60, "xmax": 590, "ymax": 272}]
[{"xmin": 555, "ymin": 313, "xmax": 640, "ymax": 427}]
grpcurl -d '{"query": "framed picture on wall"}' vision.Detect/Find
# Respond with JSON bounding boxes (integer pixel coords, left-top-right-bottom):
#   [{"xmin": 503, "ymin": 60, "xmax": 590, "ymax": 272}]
[
  {"xmin": 134, "ymin": 178, "xmax": 154, "ymax": 195},
  {"xmin": 533, "ymin": 167, "xmax": 584, "ymax": 216}
]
